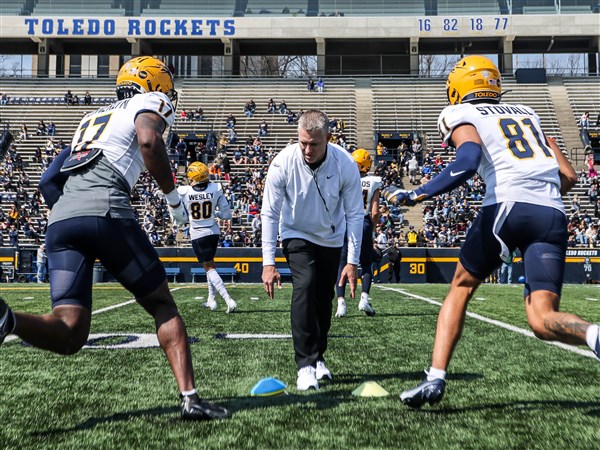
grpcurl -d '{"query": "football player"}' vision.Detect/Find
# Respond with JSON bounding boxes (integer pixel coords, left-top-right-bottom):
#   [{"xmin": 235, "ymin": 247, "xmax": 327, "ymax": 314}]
[
  {"xmin": 178, "ymin": 162, "xmax": 237, "ymax": 313},
  {"xmin": 0, "ymin": 57, "xmax": 229, "ymax": 421},
  {"xmin": 383, "ymin": 55, "xmax": 600, "ymax": 408},
  {"xmin": 335, "ymin": 148, "xmax": 381, "ymax": 317}
]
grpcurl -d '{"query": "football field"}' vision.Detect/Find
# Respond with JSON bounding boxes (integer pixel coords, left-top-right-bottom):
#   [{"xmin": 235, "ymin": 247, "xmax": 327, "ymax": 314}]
[{"xmin": 1, "ymin": 282, "xmax": 600, "ymax": 449}]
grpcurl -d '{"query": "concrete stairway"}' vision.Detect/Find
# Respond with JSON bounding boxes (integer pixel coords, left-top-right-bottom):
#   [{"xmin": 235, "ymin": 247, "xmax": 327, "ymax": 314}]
[
  {"xmin": 547, "ymin": 78, "xmax": 584, "ymax": 158},
  {"xmin": 354, "ymin": 77, "xmax": 374, "ymax": 150}
]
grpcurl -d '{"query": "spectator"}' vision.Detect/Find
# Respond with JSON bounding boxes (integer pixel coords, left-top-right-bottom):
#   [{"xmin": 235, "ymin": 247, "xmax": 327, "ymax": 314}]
[
  {"xmin": 386, "ymin": 240, "xmax": 402, "ymax": 283},
  {"xmin": 405, "ymin": 224, "xmax": 418, "ymax": 247},
  {"xmin": 278, "ymin": 100, "xmax": 288, "ymax": 115},
  {"xmin": 64, "ymin": 90, "xmax": 73, "ymax": 106},
  {"xmin": 407, "ymin": 154, "xmax": 419, "ymax": 185},
  {"xmin": 228, "ymin": 127, "xmax": 237, "ymax": 144},
  {"xmin": 193, "ymin": 107, "xmax": 204, "ymax": 121},
  {"xmin": 8, "ymin": 225, "xmax": 18, "ymax": 247},
  {"xmin": 267, "ymin": 98, "xmax": 276, "ymax": 113},
  {"xmin": 0, "ymin": 92, "xmax": 8, "ymax": 106},
  {"xmin": 47, "ymin": 121, "xmax": 56, "ymax": 136},
  {"xmin": 580, "ymin": 111, "xmax": 591, "ymax": 146},
  {"xmin": 36, "ymin": 120, "xmax": 47, "ymax": 136},
  {"xmin": 258, "ymin": 120, "xmax": 268, "ymax": 137},
  {"xmin": 286, "ymin": 110, "xmax": 297, "ymax": 124},
  {"xmin": 307, "ymin": 78, "xmax": 315, "ymax": 92},
  {"xmin": 226, "ymin": 113, "xmax": 236, "ymax": 129},
  {"xmin": 316, "ymin": 77, "xmax": 325, "ymax": 93},
  {"xmin": 72, "ymin": 94, "xmax": 79, "ymax": 105},
  {"xmin": 18, "ymin": 124, "xmax": 28, "ymax": 141},
  {"xmin": 84, "ymin": 91, "xmax": 92, "ymax": 106},
  {"xmin": 36, "ymin": 244, "xmax": 47, "ymax": 283},
  {"xmin": 243, "ymin": 99, "xmax": 256, "ymax": 117}
]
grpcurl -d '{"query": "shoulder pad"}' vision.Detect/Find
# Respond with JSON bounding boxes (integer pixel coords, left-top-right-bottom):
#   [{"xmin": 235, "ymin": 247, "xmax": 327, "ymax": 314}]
[{"xmin": 437, "ymin": 104, "xmax": 472, "ymax": 145}]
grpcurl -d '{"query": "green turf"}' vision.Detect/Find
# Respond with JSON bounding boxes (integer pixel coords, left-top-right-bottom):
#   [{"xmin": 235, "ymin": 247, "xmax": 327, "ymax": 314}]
[{"xmin": 1, "ymin": 283, "xmax": 600, "ymax": 449}]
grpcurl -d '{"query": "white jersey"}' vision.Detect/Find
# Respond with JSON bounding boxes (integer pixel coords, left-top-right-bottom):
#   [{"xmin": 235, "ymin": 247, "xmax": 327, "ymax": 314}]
[
  {"xmin": 178, "ymin": 183, "xmax": 232, "ymax": 239},
  {"xmin": 438, "ymin": 102, "xmax": 564, "ymax": 213},
  {"xmin": 70, "ymin": 91, "xmax": 175, "ymax": 190},
  {"xmin": 361, "ymin": 175, "xmax": 382, "ymax": 216}
]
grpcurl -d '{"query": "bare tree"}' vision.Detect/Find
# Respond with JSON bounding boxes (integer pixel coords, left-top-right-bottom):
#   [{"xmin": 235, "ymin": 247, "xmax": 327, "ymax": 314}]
[
  {"xmin": 419, "ymin": 55, "xmax": 458, "ymax": 77},
  {"xmin": 240, "ymin": 55, "xmax": 316, "ymax": 77}
]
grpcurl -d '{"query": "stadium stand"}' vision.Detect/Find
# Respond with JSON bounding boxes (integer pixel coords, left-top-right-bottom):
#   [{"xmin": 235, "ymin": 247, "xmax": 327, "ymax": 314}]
[
  {"xmin": 141, "ymin": 0, "xmax": 236, "ymax": 16},
  {"xmin": 32, "ymin": 0, "xmax": 126, "ymax": 16},
  {"xmin": 1, "ymin": 73, "xmax": 599, "ymax": 249}
]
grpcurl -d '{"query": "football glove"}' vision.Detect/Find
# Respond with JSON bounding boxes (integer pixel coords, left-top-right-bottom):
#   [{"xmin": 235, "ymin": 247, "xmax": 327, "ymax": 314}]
[
  {"xmin": 169, "ymin": 202, "xmax": 188, "ymax": 225},
  {"xmin": 381, "ymin": 186, "xmax": 418, "ymax": 206}
]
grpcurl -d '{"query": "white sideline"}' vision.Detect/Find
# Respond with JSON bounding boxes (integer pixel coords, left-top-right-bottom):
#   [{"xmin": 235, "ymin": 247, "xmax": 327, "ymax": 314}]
[
  {"xmin": 378, "ymin": 286, "xmax": 597, "ymax": 359},
  {"xmin": 4, "ymin": 287, "xmax": 182, "ymax": 344}
]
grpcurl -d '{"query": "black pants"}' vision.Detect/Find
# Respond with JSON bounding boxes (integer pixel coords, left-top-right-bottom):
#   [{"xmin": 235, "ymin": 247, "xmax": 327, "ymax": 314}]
[
  {"xmin": 387, "ymin": 261, "xmax": 400, "ymax": 283},
  {"xmin": 283, "ymin": 238, "xmax": 342, "ymax": 369}
]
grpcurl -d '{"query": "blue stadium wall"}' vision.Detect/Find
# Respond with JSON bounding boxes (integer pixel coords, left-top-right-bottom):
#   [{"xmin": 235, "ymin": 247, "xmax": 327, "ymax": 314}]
[{"xmin": 1, "ymin": 247, "xmax": 598, "ymax": 284}]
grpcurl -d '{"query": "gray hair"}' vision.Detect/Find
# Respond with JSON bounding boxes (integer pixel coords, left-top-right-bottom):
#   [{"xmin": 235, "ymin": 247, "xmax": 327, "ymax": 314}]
[{"xmin": 297, "ymin": 110, "xmax": 329, "ymax": 135}]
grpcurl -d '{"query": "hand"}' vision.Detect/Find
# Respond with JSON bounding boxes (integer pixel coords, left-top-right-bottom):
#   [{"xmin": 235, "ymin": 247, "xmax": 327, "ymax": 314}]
[
  {"xmin": 169, "ymin": 202, "xmax": 188, "ymax": 225},
  {"xmin": 338, "ymin": 263, "xmax": 358, "ymax": 298},
  {"xmin": 262, "ymin": 265, "xmax": 282, "ymax": 299},
  {"xmin": 381, "ymin": 186, "xmax": 417, "ymax": 206}
]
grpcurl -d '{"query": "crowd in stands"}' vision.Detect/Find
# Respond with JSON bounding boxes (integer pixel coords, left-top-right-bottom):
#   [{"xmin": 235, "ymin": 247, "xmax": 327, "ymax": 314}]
[
  {"xmin": 3, "ymin": 83, "xmax": 598, "ymax": 254},
  {"xmin": 64, "ymin": 90, "xmax": 93, "ymax": 106}
]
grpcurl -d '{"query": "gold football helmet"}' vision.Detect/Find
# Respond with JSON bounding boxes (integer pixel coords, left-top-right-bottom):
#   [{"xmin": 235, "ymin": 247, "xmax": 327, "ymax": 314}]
[
  {"xmin": 446, "ymin": 55, "xmax": 501, "ymax": 105},
  {"xmin": 187, "ymin": 161, "xmax": 209, "ymax": 185},
  {"xmin": 352, "ymin": 148, "xmax": 372, "ymax": 173},
  {"xmin": 116, "ymin": 56, "xmax": 177, "ymax": 101}
]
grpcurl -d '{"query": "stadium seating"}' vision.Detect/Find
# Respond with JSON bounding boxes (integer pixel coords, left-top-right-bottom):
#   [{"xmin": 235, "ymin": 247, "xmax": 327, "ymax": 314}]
[
  {"xmin": 32, "ymin": 0, "xmax": 126, "ymax": 16},
  {"xmin": 141, "ymin": 0, "xmax": 235, "ymax": 16},
  {"xmin": 0, "ymin": 0, "xmax": 26, "ymax": 15},
  {"xmin": 1, "ymin": 75, "xmax": 599, "ymax": 248},
  {"xmin": 190, "ymin": 267, "xmax": 238, "ymax": 282}
]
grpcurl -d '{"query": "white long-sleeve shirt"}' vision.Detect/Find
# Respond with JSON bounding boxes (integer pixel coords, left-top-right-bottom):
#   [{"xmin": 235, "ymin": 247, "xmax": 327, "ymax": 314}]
[{"xmin": 261, "ymin": 142, "xmax": 363, "ymax": 266}]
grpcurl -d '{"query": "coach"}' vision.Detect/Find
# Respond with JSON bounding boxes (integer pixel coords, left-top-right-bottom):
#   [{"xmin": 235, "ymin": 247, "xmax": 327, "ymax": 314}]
[{"xmin": 261, "ymin": 110, "xmax": 364, "ymax": 391}]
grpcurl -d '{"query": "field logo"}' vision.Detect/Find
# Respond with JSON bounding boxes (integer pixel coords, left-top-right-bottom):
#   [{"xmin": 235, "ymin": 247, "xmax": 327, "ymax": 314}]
[{"xmin": 83, "ymin": 333, "xmax": 199, "ymax": 349}]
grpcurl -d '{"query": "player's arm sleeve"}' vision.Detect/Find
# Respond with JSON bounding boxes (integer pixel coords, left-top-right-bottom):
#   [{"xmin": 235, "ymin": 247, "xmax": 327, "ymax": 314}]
[
  {"xmin": 413, "ymin": 141, "xmax": 482, "ymax": 201},
  {"xmin": 39, "ymin": 146, "xmax": 71, "ymax": 209},
  {"xmin": 215, "ymin": 192, "xmax": 232, "ymax": 220},
  {"xmin": 261, "ymin": 159, "xmax": 286, "ymax": 266},
  {"xmin": 343, "ymin": 162, "xmax": 364, "ymax": 265}
]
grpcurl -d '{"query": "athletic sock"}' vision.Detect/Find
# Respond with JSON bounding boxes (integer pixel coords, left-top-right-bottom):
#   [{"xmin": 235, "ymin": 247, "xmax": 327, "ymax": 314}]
[
  {"xmin": 586, "ymin": 324, "xmax": 600, "ymax": 351},
  {"xmin": 426, "ymin": 367, "xmax": 447, "ymax": 381},
  {"xmin": 207, "ymin": 269, "xmax": 231, "ymax": 301},
  {"xmin": 181, "ymin": 389, "xmax": 196, "ymax": 397},
  {"xmin": 207, "ymin": 279, "xmax": 215, "ymax": 300}
]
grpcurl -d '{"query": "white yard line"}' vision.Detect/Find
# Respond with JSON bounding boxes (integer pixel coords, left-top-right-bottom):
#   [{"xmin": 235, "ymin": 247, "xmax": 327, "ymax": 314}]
[
  {"xmin": 378, "ymin": 286, "xmax": 597, "ymax": 360},
  {"xmin": 5, "ymin": 287, "xmax": 182, "ymax": 343}
]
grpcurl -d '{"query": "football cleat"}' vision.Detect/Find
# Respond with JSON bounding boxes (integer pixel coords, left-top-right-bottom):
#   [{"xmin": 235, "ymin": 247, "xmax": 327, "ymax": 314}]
[
  {"xmin": 400, "ymin": 376, "xmax": 446, "ymax": 409},
  {"xmin": 358, "ymin": 297, "xmax": 375, "ymax": 317},
  {"xmin": 202, "ymin": 298, "xmax": 218, "ymax": 311},
  {"xmin": 225, "ymin": 299, "xmax": 237, "ymax": 314},
  {"xmin": 297, "ymin": 366, "xmax": 319, "ymax": 391},
  {"xmin": 0, "ymin": 298, "xmax": 15, "ymax": 345},
  {"xmin": 335, "ymin": 298, "xmax": 347, "ymax": 318},
  {"xmin": 316, "ymin": 360, "xmax": 333, "ymax": 381},
  {"xmin": 180, "ymin": 393, "xmax": 230, "ymax": 420}
]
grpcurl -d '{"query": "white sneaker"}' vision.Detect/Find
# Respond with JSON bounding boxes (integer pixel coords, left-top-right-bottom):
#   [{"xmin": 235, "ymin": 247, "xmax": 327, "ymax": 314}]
[
  {"xmin": 335, "ymin": 297, "xmax": 347, "ymax": 318},
  {"xmin": 296, "ymin": 366, "xmax": 319, "ymax": 391},
  {"xmin": 225, "ymin": 298, "xmax": 237, "ymax": 314},
  {"xmin": 202, "ymin": 298, "xmax": 218, "ymax": 311},
  {"xmin": 358, "ymin": 296, "xmax": 375, "ymax": 317},
  {"xmin": 316, "ymin": 360, "xmax": 332, "ymax": 380}
]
